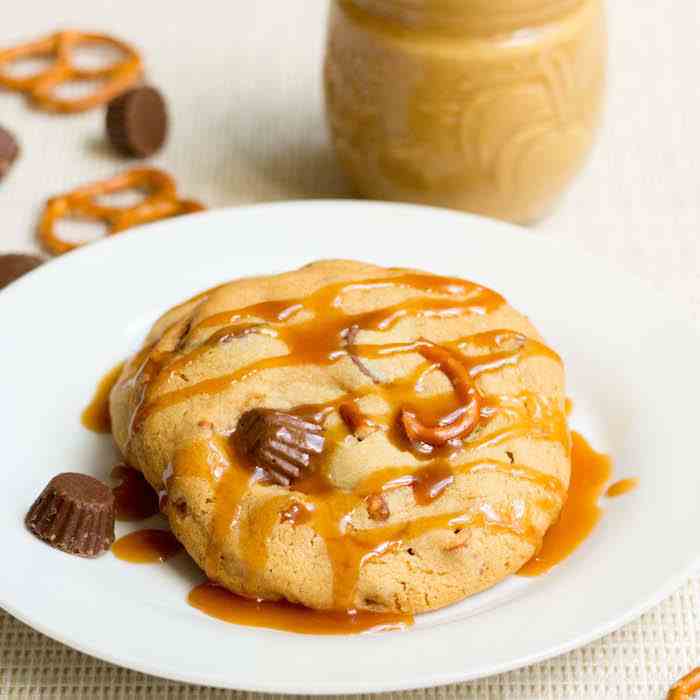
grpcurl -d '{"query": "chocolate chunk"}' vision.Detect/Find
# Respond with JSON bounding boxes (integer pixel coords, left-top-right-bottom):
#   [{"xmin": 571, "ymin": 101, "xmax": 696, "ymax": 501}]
[
  {"xmin": 26, "ymin": 473, "xmax": 115, "ymax": 557},
  {"xmin": 106, "ymin": 86, "xmax": 168, "ymax": 158},
  {"xmin": 233, "ymin": 409, "xmax": 325, "ymax": 487},
  {"xmin": 0, "ymin": 126, "xmax": 19, "ymax": 181},
  {"xmin": 0, "ymin": 253, "xmax": 44, "ymax": 290}
]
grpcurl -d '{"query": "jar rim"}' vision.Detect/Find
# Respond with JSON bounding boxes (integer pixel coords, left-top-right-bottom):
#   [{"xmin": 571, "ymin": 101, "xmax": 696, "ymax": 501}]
[{"xmin": 343, "ymin": 0, "xmax": 588, "ymax": 36}]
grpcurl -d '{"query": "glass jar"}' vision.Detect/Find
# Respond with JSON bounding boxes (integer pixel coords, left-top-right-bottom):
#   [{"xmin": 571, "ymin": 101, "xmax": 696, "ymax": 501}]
[{"xmin": 324, "ymin": 0, "xmax": 606, "ymax": 224}]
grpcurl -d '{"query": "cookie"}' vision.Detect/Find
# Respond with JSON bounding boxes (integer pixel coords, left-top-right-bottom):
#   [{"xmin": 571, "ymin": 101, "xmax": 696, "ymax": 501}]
[{"xmin": 110, "ymin": 260, "xmax": 570, "ymax": 613}]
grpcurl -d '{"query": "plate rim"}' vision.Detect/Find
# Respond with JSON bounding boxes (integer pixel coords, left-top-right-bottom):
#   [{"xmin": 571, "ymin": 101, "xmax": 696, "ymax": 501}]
[{"xmin": 0, "ymin": 567, "xmax": 695, "ymax": 694}]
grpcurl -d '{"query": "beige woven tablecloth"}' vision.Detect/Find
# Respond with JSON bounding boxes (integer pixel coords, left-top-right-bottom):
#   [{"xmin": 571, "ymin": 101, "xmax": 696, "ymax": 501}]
[{"xmin": 2, "ymin": 1, "xmax": 700, "ymax": 697}]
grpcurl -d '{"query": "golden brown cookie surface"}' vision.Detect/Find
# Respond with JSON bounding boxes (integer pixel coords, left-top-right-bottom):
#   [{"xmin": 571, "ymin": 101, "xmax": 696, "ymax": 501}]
[{"xmin": 110, "ymin": 260, "xmax": 570, "ymax": 613}]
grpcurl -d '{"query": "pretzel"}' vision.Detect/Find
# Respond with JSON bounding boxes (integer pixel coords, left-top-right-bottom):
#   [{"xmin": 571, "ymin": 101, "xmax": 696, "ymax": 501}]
[
  {"xmin": 669, "ymin": 667, "xmax": 700, "ymax": 699},
  {"xmin": 0, "ymin": 30, "xmax": 142, "ymax": 113},
  {"xmin": 339, "ymin": 401, "xmax": 380, "ymax": 441},
  {"xmin": 38, "ymin": 168, "xmax": 205, "ymax": 255},
  {"xmin": 400, "ymin": 343, "xmax": 481, "ymax": 447}
]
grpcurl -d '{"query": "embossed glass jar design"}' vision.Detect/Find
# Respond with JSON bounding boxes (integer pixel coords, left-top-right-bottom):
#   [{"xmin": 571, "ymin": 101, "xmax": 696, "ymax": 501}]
[{"xmin": 324, "ymin": 0, "xmax": 606, "ymax": 223}]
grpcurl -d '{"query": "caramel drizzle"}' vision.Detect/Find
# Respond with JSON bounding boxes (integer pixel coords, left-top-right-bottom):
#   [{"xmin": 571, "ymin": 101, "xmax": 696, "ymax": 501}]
[
  {"xmin": 141, "ymin": 271, "xmax": 568, "ymax": 610},
  {"xmin": 356, "ymin": 460, "xmax": 566, "ymax": 505},
  {"xmin": 130, "ymin": 273, "xmax": 504, "ymax": 432}
]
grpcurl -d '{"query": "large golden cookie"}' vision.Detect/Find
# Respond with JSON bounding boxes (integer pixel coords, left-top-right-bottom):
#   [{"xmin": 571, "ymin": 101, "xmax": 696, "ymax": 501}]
[{"xmin": 110, "ymin": 260, "xmax": 570, "ymax": 614}]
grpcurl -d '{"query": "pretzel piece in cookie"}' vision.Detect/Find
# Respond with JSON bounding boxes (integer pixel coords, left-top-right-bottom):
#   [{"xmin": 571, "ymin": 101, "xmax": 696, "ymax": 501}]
[
  {"xmin": 0, "ymin": 30, "xmax": 142, "ymax": 113},
  {"xmin": 38, "ymin": 168, "xmax": 205, "ymax": 255},
  {"xmin": 400, "ymin": 342, "xmax": 481, "ymax": 447}
]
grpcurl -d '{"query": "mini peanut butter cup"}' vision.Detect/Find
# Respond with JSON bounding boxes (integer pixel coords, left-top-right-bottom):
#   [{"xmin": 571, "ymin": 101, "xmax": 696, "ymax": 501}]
[
  {"xmin": 0, "ymin": 253, "xmax": 44, "ymax": 290},
  {"xmin": 106, "ymin": 86, "xmax": 168, "ymax": 158},
  {"xmin": 0, "ymin": 125, "xmax": 19, "ymax": 181},
  {"xmin": 25, "ymin": 473, "xmax": 115, "ymax": 557},
  {"xmin": 233, "ymin": 409, "xmax": 325, "ymax": 487}
]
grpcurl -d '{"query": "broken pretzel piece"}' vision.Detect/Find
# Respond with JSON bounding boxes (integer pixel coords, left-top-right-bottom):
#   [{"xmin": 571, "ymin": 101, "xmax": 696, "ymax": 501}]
[
  {"xmin": 233, "ymin": 409, "xmax": 325, "ymax": 487},
  {"xmin": 38, "ymin": 168, "xmax": 204, "ymax": 255},
  {"xmin": 669, "ymin": 667, "xmax": 700, "ymax": 700},
  {"xmin": 400, "ymin": 342, "xmax": 481, "ymax": 447},
  {"xmin": 0, "ymin": 30, "xmax": 142, "ymax": 113}
]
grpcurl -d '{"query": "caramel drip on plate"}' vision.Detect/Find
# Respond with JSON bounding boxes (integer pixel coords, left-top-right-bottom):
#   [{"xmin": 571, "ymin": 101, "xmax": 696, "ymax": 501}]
[
  {"xmin": 112, "ymin": 528, "xmax": 183, "ymax": 563},
  {"xmin": 81, "ymin": 362, "xmax": 124, "ymax": 433},
  {"xmin": 188, "ymin": 582, "xmax": 412, "ymax": 635},
  {"xmin": 131, "ymin": 271, "xmax": 572, "ymax": 612},
  {"xmin": 605, "ymin": 477, "xmax": 638, "ymax": 498},
  {"xmin": 565, "ymin": 397, "xmax": 574, "ymax": 417},
  {"xmin": 519, "ymin": 431, "xmax": 611, "ymax": 576}
]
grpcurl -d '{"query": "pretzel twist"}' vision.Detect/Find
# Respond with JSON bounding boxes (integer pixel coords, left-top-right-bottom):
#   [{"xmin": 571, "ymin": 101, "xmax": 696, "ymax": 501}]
[
  {"xmin": 400, "ymin": 342, "xmax": 481, "ymax": 447},
  {"xmin": 38, "ymin": 168, "xmax": 205, "ymax": 255},
  {"xmin": 0, "ymin": 30, "xmax": 142, "ymax": 113},
  {"xmin": 669, "ymin": 667, "xmax": 700, "ymax": 700}
]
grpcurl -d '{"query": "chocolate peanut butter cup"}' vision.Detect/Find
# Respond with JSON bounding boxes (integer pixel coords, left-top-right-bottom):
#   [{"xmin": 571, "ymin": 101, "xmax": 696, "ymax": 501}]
[
  {"xmin": 106, "ymin": 86, "xmax": 168, "ymax": 158},
  {"xmin": 0, "ymin": 253, "xmax": 44, "ymax": 290},
  {"xmin": 26, "ymin": 473, "xmax": 115, "ymax": 557},
  {"xmin": 233, "ymin": 409, "xmax": 325, "ymax": 487},
  {"xmin": 0, "ymin": 126, "xmax": 19, "ymax": 181}
]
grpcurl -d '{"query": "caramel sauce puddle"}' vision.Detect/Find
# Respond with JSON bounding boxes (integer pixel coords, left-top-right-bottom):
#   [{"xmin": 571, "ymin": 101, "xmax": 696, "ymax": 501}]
[
  {"xmin": 188, "ymin": 582, "xmax": 412, "ymax": 635},
  {"xmin": 519, "ymin": 431, "xmax": 612, "ymax": 576},
  {"xmin": 112, "ymin": 529, "xmax": 183, "ymax": 563}
]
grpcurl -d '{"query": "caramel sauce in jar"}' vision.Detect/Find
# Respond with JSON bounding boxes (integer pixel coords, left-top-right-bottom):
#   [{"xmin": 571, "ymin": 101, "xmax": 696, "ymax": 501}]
[
  {"xmin": 81, "ymin": 362, "xmax": 124, "ymax": 433},
  {"xmin": 112, "ymin": 528, "xmax": 183, "ymax": 563},
  {"xmin": 188, "ymin": 582, "xmax": 412, "ymax": 635},
  {"xmin": 324, "ymin": 0, "xmax": 606, "ymax": 223},
  {"xmin": 519, "ymin": 430, "xmax": 611, "ymax": 576}
]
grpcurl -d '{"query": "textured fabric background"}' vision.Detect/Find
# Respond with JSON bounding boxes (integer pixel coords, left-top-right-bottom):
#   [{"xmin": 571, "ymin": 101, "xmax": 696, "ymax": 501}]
[{"xmin": 1, "ymin": 1, "xmax": 699, "ymax": 697}]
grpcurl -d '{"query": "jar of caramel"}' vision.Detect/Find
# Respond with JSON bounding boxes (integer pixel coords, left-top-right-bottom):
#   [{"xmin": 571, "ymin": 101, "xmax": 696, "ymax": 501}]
[{"xmin": 324, "ymin": 0, "xmax": 606, "ymax": 223}]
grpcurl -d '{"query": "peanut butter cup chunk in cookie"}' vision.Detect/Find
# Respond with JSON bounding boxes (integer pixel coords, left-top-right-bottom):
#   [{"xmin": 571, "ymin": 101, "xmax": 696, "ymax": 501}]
[{"xmin": 110, "ymin": 260, "xmax": 570, "ymax": 614}]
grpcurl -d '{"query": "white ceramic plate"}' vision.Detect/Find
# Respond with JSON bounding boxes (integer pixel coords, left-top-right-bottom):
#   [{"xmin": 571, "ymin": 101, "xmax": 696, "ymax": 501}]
[{"xmin": 1, "ymin": 201, "xmax": 699, "ymax": 694}]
